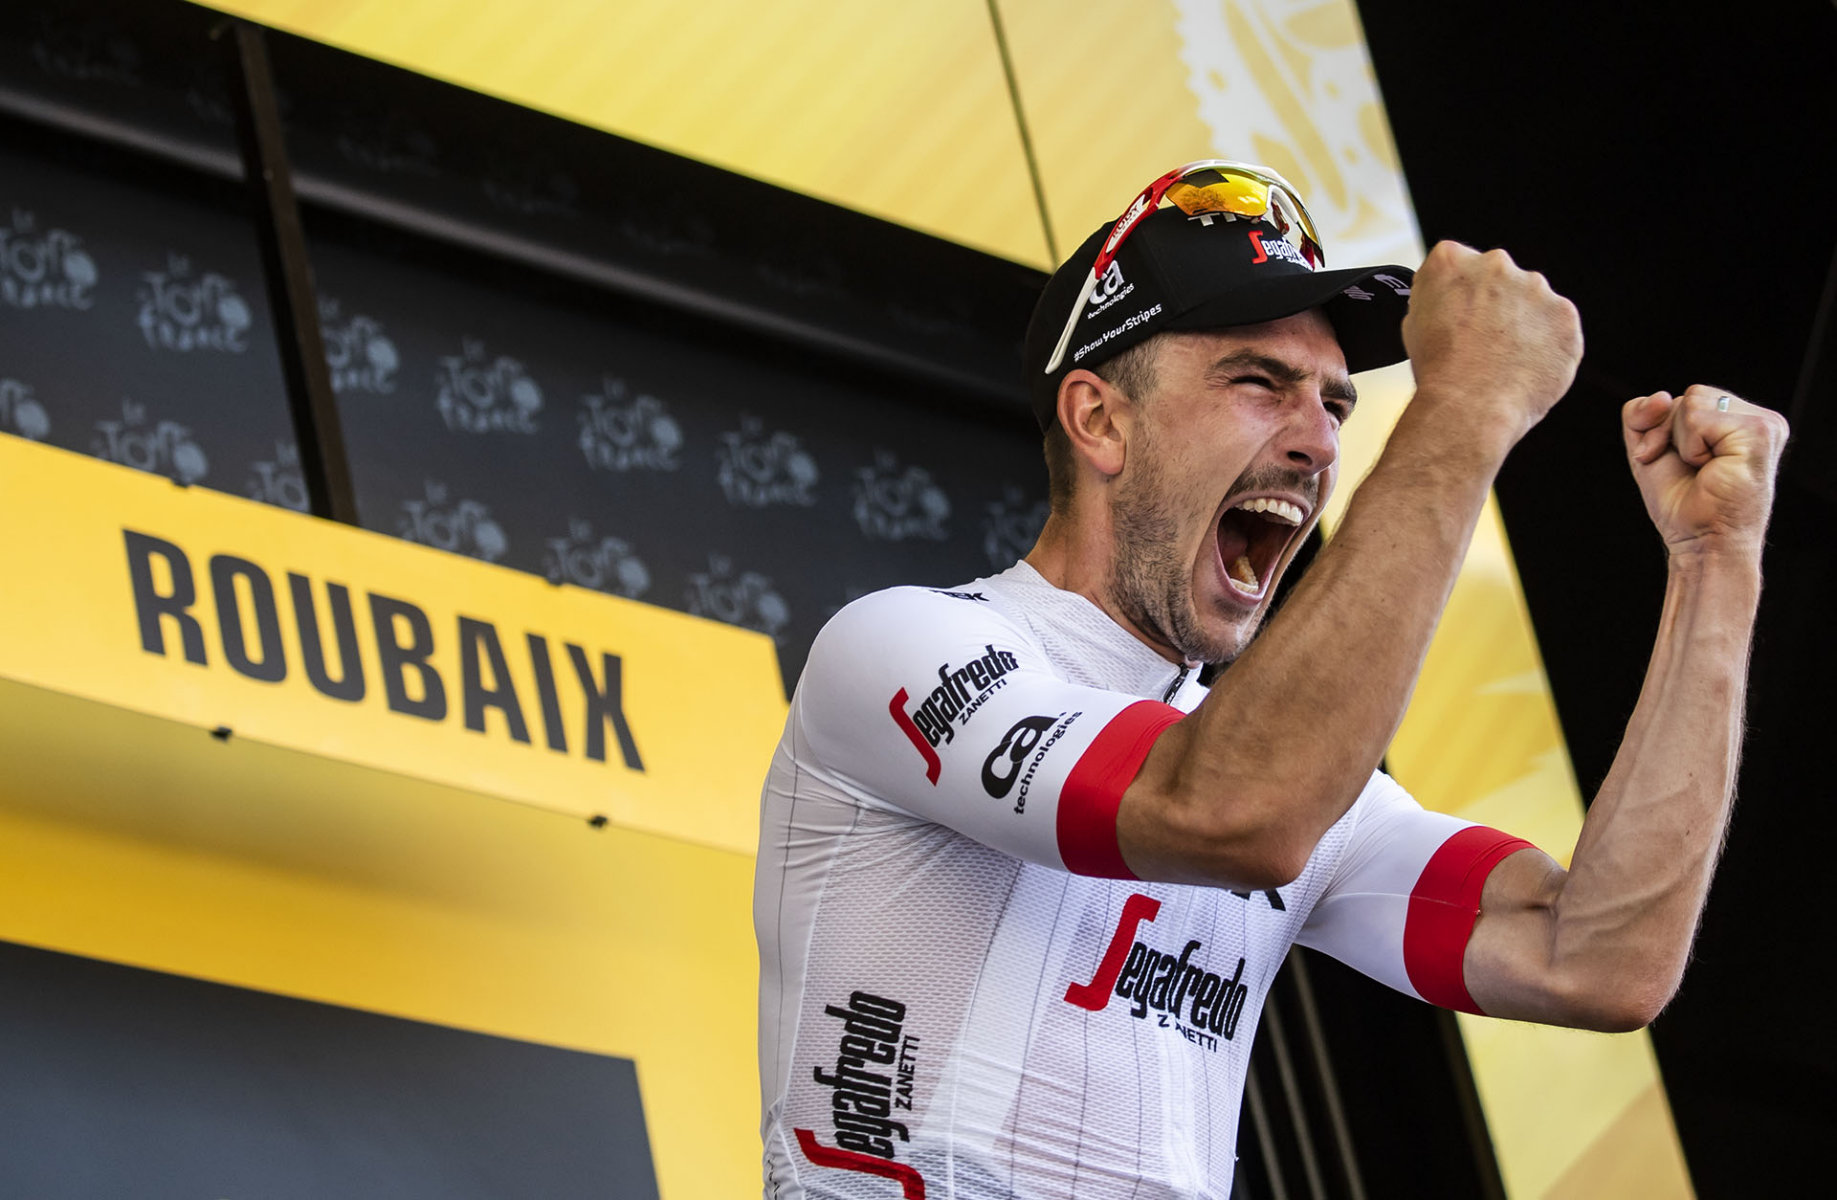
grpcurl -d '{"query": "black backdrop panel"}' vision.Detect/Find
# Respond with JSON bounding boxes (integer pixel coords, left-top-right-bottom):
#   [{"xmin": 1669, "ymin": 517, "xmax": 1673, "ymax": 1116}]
[
  {"xmin": 306, "ymin": 222, "xmax": 1050, "ymax": 690},
  {"xmin": 0, "ymin": 136, "xmax": 299, "ymax": 505},
  {"xmin": 0, "ymin": 939, "xmax": 658, "ymax": 1200}
]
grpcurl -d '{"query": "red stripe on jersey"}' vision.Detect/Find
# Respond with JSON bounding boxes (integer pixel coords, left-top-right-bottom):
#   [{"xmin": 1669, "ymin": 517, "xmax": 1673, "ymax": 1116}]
[
  {"xmin": 1057, "ymin": 700, "xmax": 1183, "ymax": 879},
  {"xmin": 795, "ymin": 1128, "xmax": 927, "ymax": 1198},
  {"xmin": 1403, "ymin": 826, "xmax": 1535, "ymax": 1014}
]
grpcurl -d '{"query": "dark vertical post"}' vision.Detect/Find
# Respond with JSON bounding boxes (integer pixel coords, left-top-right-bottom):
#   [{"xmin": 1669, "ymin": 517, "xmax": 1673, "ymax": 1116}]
[
  {"xmin": 223, "ymin": 19, "xmax": 358, "ymax": 525},
  {"xmin": 1287, "ymin": 954, "xmax": 1368, "ymax": 1200}
]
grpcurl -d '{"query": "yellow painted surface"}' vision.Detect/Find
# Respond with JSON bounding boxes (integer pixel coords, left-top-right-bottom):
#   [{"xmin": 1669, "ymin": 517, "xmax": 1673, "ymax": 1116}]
[
  {"xmin": 0, "ymin": 435, "xmax": 785, "ymax": 856},
  {"xmin": 0, "ymin": 675, "xmax": 760, "ymax": 1199},
  {"xmin": 198, "ymin": 0, "xmax": 1051, "ymax": 266},
  {"xmin": 997, "ymin": 0, "xmax": 1215, "ymax": 261}
]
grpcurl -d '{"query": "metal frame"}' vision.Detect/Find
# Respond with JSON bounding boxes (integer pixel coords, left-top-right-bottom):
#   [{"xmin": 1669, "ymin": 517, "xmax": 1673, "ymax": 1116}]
[{"xmin": 223, "ymin": 19, "xmax": 359, "ymax": 525}]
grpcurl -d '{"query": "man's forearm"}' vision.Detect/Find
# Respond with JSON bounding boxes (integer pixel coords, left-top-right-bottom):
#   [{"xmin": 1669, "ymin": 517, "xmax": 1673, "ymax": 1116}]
[
  {"xmin": 1124, "ymin": 399, "xmax": 1513, "ymax": 885},
  {"xmin": 1542, "ymin": 551, "xmax": 1759, "ymax": 1020},
  {"xmin": 1468, "ymin": 549, "xmax": 1761, "ymax": 1028}
]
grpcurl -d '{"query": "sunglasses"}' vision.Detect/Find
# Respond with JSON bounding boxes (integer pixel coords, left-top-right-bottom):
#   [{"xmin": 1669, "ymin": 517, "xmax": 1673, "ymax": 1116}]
[{"xmin": 1042, "ymin": 159, "xmax": 1326, "ymax": 375}]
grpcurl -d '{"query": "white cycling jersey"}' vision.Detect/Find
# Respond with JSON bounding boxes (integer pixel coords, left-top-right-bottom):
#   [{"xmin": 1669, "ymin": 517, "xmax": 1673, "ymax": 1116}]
[{"xmin": 757, "ymin": 562, "xmax": 1529, "ymax": 1198}]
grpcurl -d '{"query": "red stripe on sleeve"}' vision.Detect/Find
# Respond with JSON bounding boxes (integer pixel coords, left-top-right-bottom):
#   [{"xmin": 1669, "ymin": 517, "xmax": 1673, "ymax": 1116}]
[
  {"xmin": 1403, "ymin": 826, "xmax": 1535, "ymax": 1015},
  {"xmin": 1057, "ymin": 700, "xmax": 1183, "ymax": 879}
]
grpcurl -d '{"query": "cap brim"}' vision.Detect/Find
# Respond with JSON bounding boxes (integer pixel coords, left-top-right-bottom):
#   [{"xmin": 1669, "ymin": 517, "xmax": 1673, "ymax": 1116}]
[{"xmin": 1163, "ymin": 264, "xmax": 1413, "ymax": 375}]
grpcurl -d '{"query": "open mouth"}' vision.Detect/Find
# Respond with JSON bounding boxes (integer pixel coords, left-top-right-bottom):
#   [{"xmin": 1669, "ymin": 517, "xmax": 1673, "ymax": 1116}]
[{"xmin": 1216, "ymin": 496, "xmax": 1307, "ymax": 601}]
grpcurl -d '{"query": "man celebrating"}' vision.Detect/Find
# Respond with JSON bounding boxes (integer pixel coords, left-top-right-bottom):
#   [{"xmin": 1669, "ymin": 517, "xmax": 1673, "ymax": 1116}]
[{"xmin": 756, "ymin": 161, "xmax": 1786, "ymax": 1197}]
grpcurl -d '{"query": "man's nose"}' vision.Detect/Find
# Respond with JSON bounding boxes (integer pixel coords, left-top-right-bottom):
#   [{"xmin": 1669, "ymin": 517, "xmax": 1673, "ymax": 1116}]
[{"xmin": 1281, "ymin": 394, "xmax": 1340, "ymax": 475}]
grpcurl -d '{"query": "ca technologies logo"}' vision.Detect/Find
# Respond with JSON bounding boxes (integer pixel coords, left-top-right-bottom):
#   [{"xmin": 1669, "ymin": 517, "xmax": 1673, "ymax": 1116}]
[
  {"xmin": 1063, "ymin": 894, "xmax": 1251, "ymax": 1053},
  {"xmin": 888, "ymin": 644, "xmax": 1020, "ymax": 784}
]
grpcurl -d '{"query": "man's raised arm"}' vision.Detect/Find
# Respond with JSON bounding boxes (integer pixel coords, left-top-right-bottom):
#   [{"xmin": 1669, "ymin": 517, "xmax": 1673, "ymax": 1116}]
[
  {"xmin": 1460, "ymin": 385, "xmax": 1787, "ymax": 1030},
  {"xmin": 1120, "ymin": 243, "xmax": 1583, "ymax": 887}
]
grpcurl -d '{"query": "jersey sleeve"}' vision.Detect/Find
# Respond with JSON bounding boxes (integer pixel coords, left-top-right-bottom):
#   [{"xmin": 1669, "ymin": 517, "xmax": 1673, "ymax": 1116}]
[
  {"xmin": 792, "ymin": 587, "xmax": 1180, "ymax": 878},
  {"xmin": 1296, "ymin": 773, "xmax": 1534, "ymax": 1014}
]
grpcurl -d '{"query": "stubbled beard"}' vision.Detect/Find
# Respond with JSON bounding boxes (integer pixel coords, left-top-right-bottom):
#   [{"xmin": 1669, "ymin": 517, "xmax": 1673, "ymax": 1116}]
[
  {"xmin": 1109, "ymin": 431, "xmax": 1236, "ymax": 664},
  {"xmin": 1109, "ymin": 446, "xmax": 1315, "ymax": 665}
]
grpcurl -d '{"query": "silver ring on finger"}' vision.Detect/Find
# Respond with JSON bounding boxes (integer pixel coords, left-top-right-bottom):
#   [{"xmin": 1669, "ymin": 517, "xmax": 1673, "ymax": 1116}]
[{"xmin": 1716, "ymin": 395, "xmax": 1731, "ymax": 412}]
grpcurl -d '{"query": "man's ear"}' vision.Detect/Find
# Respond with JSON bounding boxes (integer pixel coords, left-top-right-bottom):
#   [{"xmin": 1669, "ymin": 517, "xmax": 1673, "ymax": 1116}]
[{"xmin": 1057, "ymin": 369, "xmax": 1132, "ymax": 480}]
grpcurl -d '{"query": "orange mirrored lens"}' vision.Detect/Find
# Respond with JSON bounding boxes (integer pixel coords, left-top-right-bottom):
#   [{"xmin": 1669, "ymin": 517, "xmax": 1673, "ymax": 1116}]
[{"xmin": 1165, "ymin": 175, "xmax": 1269, "ymax": 218}]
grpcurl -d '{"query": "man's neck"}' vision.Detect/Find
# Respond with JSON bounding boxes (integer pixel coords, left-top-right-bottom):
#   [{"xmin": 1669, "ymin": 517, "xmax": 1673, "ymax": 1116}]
[{"xmin": 1024, "ymin": 516, "xmax": 1186, "ymax": 666}]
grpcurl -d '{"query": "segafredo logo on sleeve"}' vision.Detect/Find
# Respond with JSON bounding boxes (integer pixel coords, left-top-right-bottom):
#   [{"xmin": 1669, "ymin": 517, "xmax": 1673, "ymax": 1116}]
[{"xmin": 889, "ymin": 644, "xmax": 1021, "ymax": 784}]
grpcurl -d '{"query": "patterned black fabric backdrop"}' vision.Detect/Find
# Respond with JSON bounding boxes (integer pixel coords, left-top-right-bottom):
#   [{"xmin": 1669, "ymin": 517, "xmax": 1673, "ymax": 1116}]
[{"xmin": 0, "ymin": 1, "xmax": 1050, "ymax": 693}]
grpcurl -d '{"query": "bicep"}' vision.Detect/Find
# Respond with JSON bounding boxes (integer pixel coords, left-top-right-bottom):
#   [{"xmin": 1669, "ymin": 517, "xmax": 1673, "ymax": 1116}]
[{"xmin": 1462, "ymin": 846, "xmax": 1575, "ymax": 1024}]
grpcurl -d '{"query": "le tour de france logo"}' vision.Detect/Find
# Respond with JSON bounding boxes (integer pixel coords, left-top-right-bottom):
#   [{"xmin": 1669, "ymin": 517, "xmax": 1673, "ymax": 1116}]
[
  {"xmin": 318, "ymin": 296, "xmax": 399, "ymax": 396},
  {"xmin": 91, "ymin": 396, "xmax": 208, "ymax": 485},
  {"xmin": 246, "ymin": 440, "xmax": 309, "ymax": 513},
  {"xmin": 853, "ymin": 450, "xmax": 951, "ymax": 542},
  {"xmin": 135, "ymin": 252, "xmax": 252, "ymax": 353},
  {"xmin": 30, "ymin": 14, "xmax": 141, "ymax": 85},
  {"xmin": 983, "ymin": 485, "xmax": 1050, "ymax": 569},
  {"xmin": 716, "ymin": 415, "xmax": 819, "ymax": 508},
  {"xmin": 1, "ymin": 209, "xmax": 98, "ymax": 311},
  {"xmin": 435, "ymin": 337, "xmax": 543, "ymax": 435},
  {"xmin": 0, "ymin": 377, "xmax": 52, "ymax": 442},
  {"xmin": 543, "ymin": 517, "xmax": 652, "ymax": 599},
  {"xmin": 578, "ymin": 375, "xmax": 683, "ymax": 473},
  {"xmin": 685, "ymin": 554, "xmax": 791, "ymax": 642},
  {"xmin": 396, "ymin": 479, "xmax": 509, "ymax": 562}
]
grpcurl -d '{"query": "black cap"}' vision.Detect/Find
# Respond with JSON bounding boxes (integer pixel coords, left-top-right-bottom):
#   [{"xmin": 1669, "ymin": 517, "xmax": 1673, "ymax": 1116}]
[{"xmin": 1024, "ymin": 207, "xmax": 1416, "ymax": 432}]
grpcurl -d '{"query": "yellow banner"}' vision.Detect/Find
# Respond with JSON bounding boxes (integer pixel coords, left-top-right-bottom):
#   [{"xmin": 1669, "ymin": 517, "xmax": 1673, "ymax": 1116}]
[
  {"xmin": 200, "ymin": 0, "xmax": 1051, "ymax": 266},
  {"xmin": 0, "ymin": 434, "xmax": 786, "ymax": 856}
]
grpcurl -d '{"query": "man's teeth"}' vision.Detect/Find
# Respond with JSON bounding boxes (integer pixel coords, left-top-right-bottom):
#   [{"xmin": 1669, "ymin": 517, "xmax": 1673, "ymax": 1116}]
[
  {"xmin": 1228, "ymin": 555, "xmax": 1261, "ymax": 594},
  {"xmin": 1233, "ymin": 497, "xmax": 1304, "ymax": 526}
]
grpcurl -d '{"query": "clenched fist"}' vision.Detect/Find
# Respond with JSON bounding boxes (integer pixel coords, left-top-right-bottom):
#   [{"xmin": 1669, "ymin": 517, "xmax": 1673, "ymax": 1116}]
[
  {"xmin": 1623, "ymin": 386, "xmax": 1789, "ymax": 559},
  {"xmin": 1402, "ymin": 242, "xmax": 1584, "ymax": 451}
]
